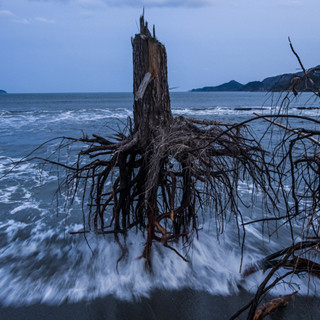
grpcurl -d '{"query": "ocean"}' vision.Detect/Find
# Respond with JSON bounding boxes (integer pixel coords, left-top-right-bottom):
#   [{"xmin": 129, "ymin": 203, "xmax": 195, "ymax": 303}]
[{"xmin": 0, "ymin": 91, "xmax": 320, "ymax": 319}]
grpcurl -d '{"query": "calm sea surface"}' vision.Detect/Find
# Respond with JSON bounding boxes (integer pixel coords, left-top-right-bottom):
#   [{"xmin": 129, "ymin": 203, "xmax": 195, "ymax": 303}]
[{"xmin": 0, "ymin": 92, "xmax": 320, "ymax": 318}]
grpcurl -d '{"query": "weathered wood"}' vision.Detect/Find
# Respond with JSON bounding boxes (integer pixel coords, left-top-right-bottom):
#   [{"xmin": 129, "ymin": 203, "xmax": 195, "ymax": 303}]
[
  {"xmin": 132, "ymin": 14, "xmax": 173, "ymax": 145},
  {"xmin": 253, "ymin": 292, "xmax": 297, "ymax": 320},
  {"xmin": 242, "ymin": 241, "xmax": 320, "ymax": 278},
  {"xmin": 41, "ymin": 13, "xmax": 280, "ymax": 271}
]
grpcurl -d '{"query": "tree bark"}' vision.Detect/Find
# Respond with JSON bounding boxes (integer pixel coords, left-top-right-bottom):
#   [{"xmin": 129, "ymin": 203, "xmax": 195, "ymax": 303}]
[{"xmin": 132, "ymin": 14, "xmax": 173, "ymax": 146}]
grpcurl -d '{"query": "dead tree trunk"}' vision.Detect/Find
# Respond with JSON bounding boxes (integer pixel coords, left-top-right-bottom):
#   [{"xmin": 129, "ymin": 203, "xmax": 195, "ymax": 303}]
[
  {"xmin": 45, "ymin": 13, "xmax": 274, "ymax": 270},
  {"xmin": 131, "ymin": 15, "xmax": 174, "ymax": 267},
  {"xmin": 132, "ymin": 15, "xmax": 173, "ymax": 145}
]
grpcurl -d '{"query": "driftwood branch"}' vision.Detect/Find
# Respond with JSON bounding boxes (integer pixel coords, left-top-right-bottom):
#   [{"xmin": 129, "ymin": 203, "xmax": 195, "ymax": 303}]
[{"xmin": 253, "ymin": 292, "xmax": 297, "ymax": 320}]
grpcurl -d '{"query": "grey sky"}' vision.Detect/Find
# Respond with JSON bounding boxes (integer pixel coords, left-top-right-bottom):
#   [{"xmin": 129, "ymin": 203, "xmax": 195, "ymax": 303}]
[{"xmin": 0, "ymin": 0, "xmax": 319, "ymax": 93}]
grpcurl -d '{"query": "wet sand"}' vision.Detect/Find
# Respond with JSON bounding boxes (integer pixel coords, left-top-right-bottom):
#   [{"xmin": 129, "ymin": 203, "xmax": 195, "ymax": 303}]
[{"xmin": 1, "ymin": 289, "xmax": 319, "ymax": 320}]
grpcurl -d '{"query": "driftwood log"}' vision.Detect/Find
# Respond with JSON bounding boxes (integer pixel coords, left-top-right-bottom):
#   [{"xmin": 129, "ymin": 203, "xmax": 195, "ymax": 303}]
[{"xmin": 253, "ymin": 292, "xmax": 297, "ymax": 320}]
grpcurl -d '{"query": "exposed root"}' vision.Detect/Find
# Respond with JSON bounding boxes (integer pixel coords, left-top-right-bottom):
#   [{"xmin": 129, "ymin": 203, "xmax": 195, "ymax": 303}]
[{"xmin": 49, "ymin": 112, "xmax": 272, "ymax": 268}]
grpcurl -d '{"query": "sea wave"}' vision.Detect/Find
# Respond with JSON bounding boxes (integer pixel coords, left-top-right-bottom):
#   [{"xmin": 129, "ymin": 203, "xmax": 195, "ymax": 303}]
[
  {"xmin": 1, "ymin": 105, "xmax": 319, "ymax": 132},
  {"xmin": 1, "ymin": 93, "xmax": 320, "ymax": 306},
  {"xmin": 0, "ymin": 108, "xmax": 133, "ymax": 130},
  {"xmin": 171, "ymin": 106, "xmax": 271, "ymax": 116},
  {"xmin": 0, "ymin": 208, "xmax": 317, "ymax": 306}
]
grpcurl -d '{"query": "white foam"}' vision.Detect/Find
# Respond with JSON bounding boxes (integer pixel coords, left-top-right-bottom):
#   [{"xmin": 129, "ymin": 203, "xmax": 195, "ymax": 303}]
[
  {"xmin": 0, "ymin": 220, "xmax": 29, "ymax": 242},
  {"xmin": 0, "ymin": 108, "xmax": 133, "ymax": 130},
  {"xmin": 0, "ymin": 186, "xmax": 18, "ymax": 203},
  {"xmin": 172, "ymin": 106, "xmax": 271, "ymax": 117},
  {"xmin": 10, "ymin": 201, "xmax": 41, "ymax": 215},
  {"xmin": 0, "ymin": 213, "xmax": 318, "ymax": 307}
]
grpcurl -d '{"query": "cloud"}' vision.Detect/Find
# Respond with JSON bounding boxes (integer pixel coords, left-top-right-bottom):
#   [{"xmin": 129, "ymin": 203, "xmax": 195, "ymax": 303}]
[
  {"xmin": 12, "ymin": 18, "xmax": 30, "ymax": 24},
  {"xmin": 29, "ymin": 0, "xmax": 215, "ymax": 8},
  {"xmin": 35, "ymin": 16, "xmax": 55, "ymax": 23},
  {"xmin": 102, "ymin": 0, "xmax": 214, "ymax": 7},
  {"xmin": 0, "ymin": 9, "xmax": 16, "ymax": 17},
  {"xmin": 0, "ymin": 9, "xmax": 30, "ymax": 24}
]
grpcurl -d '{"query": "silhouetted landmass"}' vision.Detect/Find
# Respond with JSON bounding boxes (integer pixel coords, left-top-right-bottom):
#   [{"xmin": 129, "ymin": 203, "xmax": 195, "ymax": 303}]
[
  {"xmin": 192, "ymin": 80, "xmax": 243, "ymax": 92},
  {"xmin": 242, "ymin": 81, "xmax": 265, "ymax": 92},
  {"xmin": 0, "ymin": 90, "xmax": 7, "ymax": 94},
  {"xmin": 191, "ymin": 66, "xmax": 320, "ymax": 92}
]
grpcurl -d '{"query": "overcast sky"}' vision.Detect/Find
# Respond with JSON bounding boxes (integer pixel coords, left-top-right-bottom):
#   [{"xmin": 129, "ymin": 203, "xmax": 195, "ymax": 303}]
[{"xmin": 0, "ymin": 0, "xmax": 319, "ymax": 93}]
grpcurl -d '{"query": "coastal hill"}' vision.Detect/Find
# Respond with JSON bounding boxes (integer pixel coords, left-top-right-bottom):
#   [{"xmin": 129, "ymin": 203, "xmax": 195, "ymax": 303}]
[
  {"xmin": 0, "ymin": 90, "xmax": 7, "ymax": 94},
  {"xmin": 191, "ymin": 66, "xmax": 320, "ymax": 92}
]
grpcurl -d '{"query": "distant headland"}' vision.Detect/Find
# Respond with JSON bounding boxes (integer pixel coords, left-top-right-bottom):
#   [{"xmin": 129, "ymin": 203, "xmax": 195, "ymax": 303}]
[
  {"xmin": 0, "ymin": 90, "xmax": 7, "ymax": 94},
  {"xmin": 191, "ymin": 66, "xmax": 320, "ymax": 92}
]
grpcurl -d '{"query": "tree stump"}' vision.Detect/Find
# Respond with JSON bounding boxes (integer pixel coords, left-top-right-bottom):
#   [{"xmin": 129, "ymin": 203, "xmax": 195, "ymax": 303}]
[
  {"xmin": 132, "ymin": 14, "xmax": 173, "ymax": 145},
  {"xmin": 50, "ymin": 13, "xmax": 274, "ymax": 269}
]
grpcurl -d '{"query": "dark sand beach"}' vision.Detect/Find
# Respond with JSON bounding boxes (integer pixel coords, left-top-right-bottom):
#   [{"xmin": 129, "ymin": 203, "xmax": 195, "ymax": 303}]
[{"xmin": 1, "ymin": 289, "xmax": 320, "ymax": 320}]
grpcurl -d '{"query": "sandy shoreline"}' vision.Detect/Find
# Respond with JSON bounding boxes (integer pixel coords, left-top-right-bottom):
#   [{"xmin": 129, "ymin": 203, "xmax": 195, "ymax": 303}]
[{"xmin": 1, "ymin": 288, "xmax": 319, "ymax": 320}]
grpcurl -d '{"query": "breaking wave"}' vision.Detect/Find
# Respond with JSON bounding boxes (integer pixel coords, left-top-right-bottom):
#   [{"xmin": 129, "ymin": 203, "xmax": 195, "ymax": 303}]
[{"xmin": 1, "ymin": 92, "xmax": 320, "ymax": 306}]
